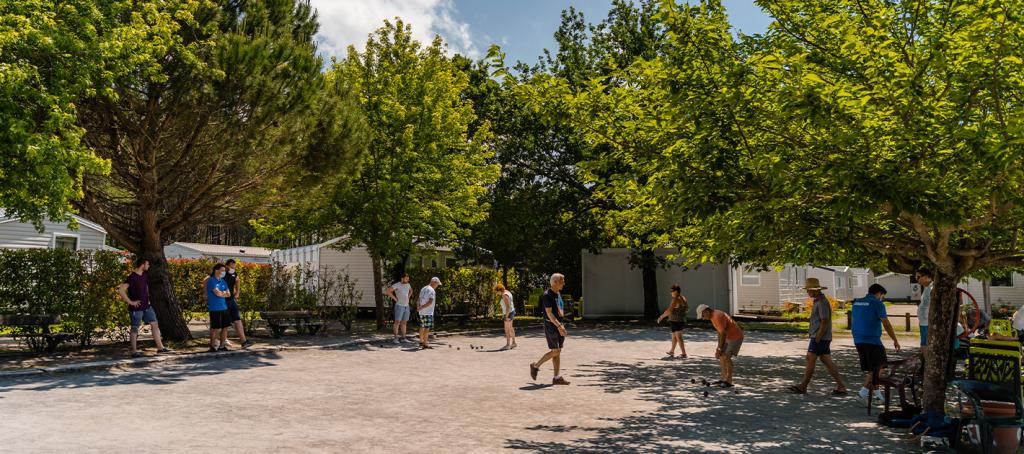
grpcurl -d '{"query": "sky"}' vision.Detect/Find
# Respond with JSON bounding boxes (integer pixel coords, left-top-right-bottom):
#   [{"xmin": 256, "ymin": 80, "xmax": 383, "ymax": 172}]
[{"xmin": 308, "ymin": 0, "xmax": 773, "ymax": 64}]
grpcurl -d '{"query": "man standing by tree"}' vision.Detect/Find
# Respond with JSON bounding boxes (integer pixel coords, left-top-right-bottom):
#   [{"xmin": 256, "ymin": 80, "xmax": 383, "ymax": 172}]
[
  {"xmin": 916, "ymin": 269, "xmax": 934, "ymax": 355},
  {"xmin": 219, "ymin": 259, "xmax": 251, "ymax": 349},
  {"xmin": 698, "ymin": 304, "xmax": 743, "ymax": 387},
  {"xmin": 117, "ymin": 257, "xmax": 170, "ymax": 357},
  {"xmin": 788, "ymin": 279, "xmax": 847, "ymax": 395},
  {"xmin": 417, "ymin": 277, "xmax": 441, "ymax": 349},
  {"xmin": 530, "ymin": 273, "xmax": 570, "ymax": 385},
  {"xmin": 386, "ymin": 273, "xmax": 413, "ymax": 344},
  {"xmin": 851, "ymin": 284, "xmax": 902, "ymax": 407}
]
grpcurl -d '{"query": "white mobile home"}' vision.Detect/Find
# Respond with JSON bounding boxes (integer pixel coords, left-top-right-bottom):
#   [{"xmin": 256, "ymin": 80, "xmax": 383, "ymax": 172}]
[
  {"xmin": 874, "ymin": 273, "xmax": 914, "ymax": 300},
  {"xmin": 0, "ymin": 212, "xmax": 107, "ymax": 251},
  {"xmin": 581, "ymin": 248, "xmax": 732, "ymax": 318},
  {"xmin": 959, "ymin": 273, "xmax": 1024, "ymax": 310},
  {"xmin": 164, "ymin": 242, "xmax": 273, "ymax": 264},
  {"xmin": 271, "ymin": 238, "xmax": 377, "ymax": 308}
]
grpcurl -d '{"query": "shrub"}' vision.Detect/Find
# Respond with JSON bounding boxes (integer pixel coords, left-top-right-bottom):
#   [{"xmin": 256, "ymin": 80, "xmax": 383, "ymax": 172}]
[
  {"xmin": 0, "ymin": 249, "xmax": 127, "ymax": 346},
  {"xmin": 407, "ymin": 266, "xmax": 500, "ymax": 316},
  {"xmin": 265, "ymin": 262, "xmax": 360, "ymax": 325}
]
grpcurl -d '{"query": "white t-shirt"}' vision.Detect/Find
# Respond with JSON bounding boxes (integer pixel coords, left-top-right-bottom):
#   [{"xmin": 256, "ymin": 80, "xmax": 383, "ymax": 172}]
[
  {"xmin": 500, "ymin": 291, "xmax": 514, "ymax": 315},
  {"xmin": 1012, "ymin": 309, "xmax": 1024, "ymax": 332},
  {"xmin": 418, "ymin": 285, "xmax": 436, "ymax": 316},
  {"xmin": 390, "ymin": 282, "xmax": 412, "ymax": 306},
  {"xmin": 918, "ymin": 284, "xmax": 932, "ymax": 327}
]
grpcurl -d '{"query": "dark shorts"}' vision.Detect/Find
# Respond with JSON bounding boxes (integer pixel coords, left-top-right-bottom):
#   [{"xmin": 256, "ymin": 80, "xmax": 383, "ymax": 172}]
[
  {"xmin": 226, "ymin": 299, "xmax": 241, "ymax": 322},
  {"xmin": 544, "ymin": 322, "xmax": 565, "ymax": 350},
  {"xmin": 670, "ymin": 321, "xmax": 686, "ymax": 332},
  {"xmin": 808, "ymin": 338, "xmax": 832, "ymax": 356},
  {"xmin": 209, "ymin": 310, "xmax": 232, "ymax": 330},
  {"xmin": 855, "ymin": 343, "xmax": 887, "ymax": 372}
]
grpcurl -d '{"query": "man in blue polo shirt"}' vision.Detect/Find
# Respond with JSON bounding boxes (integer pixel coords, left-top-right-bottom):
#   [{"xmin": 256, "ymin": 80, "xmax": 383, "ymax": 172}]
[
  {"xmin": 851, "ymin": 283, "xmax": 902, "ymax": 407},
  {"xmin": 206, "ymin": 263, "xmax": 233, "ymax": 352}
]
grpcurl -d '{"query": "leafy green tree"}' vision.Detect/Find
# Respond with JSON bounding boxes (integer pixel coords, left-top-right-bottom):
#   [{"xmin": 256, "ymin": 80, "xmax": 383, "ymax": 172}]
[
  {"xmin": 565, "ymin": 0, "xmax": 1024, "ymax": 414},
  {"xmin": 0, "ymin": 0, "xmax": 109, "ymax": 224},
  {"xmin": 73, "ymin": 0, "xmax": 365, "ymax": 340},
  {"xmin": 285, "ymin": 20, "xmax": 498, "ymax": 330}
]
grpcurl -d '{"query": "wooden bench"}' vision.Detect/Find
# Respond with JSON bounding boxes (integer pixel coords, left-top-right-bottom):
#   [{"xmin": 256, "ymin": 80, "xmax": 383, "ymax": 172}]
[
  {"xmin": 259, "ymin": 311, "xmax": 326, "ymax": 338},
  {"xmin": 0, "ymin": 314, "xmax": 78, "ymax": 354}
]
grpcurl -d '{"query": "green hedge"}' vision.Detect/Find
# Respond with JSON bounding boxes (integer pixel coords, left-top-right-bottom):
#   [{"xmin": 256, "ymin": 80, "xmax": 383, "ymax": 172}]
[
  {"xmin": 0, "ymin": 249, "xmax": 128, "ymax": 346},
  {"xmin": 0, "ymin": 250, "xmax": 366, "ymax": 348},
  {"xmin": 406, "ymin": 266, "xmax": 502, "ymax": 316}
]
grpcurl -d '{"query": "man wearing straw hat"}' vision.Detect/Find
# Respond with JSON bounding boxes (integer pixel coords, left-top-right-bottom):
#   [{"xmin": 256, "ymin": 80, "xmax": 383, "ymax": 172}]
[{"xmin": 787, "ymin": 278, "xmax": 848, "ymax": 395}]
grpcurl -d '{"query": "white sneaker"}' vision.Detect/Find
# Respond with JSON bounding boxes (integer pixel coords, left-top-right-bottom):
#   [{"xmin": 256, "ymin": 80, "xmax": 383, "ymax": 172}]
[
  {"xmin": 874, "ymin": 389, "xmax": 886, "ymax": 404},
  {"xmin": 223, "ymin": 340, "xmax": 234, "ymax": 347},
  {"xmin": 392, "ymin": 338, "xmax": 400, "ymax": 344},
  {"xmin": 399, "ymin": 337, "xmax": 408, "ymax": 343}
]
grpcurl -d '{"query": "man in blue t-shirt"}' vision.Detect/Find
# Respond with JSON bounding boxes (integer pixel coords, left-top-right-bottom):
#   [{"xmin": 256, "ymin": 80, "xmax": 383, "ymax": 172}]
[
  {"xmin": 529, "ymin": 273, "xmax": 570, "ymax": 385},
  {"xmin": 206, "ymin": 263, "xmax": 233, "ymax": 352},
  {"xmin": 851, "ymin": 283, "xmax": 902, "ymax": 407}
]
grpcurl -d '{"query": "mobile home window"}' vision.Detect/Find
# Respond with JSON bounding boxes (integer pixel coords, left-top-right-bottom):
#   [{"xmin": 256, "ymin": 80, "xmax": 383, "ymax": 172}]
[
  {"xmin": 850, "ymin": 275, "xmax": 863, "ymax": 288},
  {"xmin": 991, "ymin": 275, "xmax": 1014, "ymax": 287},
  {"xmin": 740, "ymin": 271, "xmax": 760, "ymax": 286},
  {"xmin": 836, "ymin": 277, "xmax": 845, "ymax": 289},
  {"xmin": 54, "ymin": 235, "xmax": 78, "ymax": 251}
]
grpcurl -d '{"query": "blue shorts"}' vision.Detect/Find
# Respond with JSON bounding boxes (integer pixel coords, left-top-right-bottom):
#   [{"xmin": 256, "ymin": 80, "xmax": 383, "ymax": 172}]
[
  {"xmin": 420, "ymin": 315, "xmax": 434, "ymax": 330},
  {"xmin": 505, "ymin": 311, "xmax": 515, "ymax": 322},
  {"xmin": 227, "ymin": 298, "xmax": 241, "ymax": 322},
  {"xmin": 130, "ymin": 307, "xmax": 158, "ymax": 329},
  {"xmin": 394, "ymin": 304, "xmax": 410, "ymax": 322},
  {"xmin": 920, "ymin": 326, "xmax": 928, "ymax": 346},
  {"xmin": 808, "ymin": 338, "xmax": 832, "ymax": 356}
]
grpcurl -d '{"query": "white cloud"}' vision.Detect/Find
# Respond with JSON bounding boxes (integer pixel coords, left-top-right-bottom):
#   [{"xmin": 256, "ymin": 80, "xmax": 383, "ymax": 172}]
[{"xmin": 309, "ymin": 0, "xmax": 479, "ymax": 59}]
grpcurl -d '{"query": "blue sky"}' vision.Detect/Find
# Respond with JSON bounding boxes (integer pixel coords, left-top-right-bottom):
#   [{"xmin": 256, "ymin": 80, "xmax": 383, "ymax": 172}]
[
  {"xmin": 453, "ymin": 0, "xmax": 773, "ymax": 65},
  {"xmin": 310, "ymin": 0, "xmax": 772, "ymax": 63}
]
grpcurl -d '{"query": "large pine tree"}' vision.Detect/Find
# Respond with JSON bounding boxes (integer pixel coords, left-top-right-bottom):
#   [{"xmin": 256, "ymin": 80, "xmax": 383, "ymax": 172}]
[{"xmin": 74, "ymin": 0, "xmax": 365, "ymax": 340}]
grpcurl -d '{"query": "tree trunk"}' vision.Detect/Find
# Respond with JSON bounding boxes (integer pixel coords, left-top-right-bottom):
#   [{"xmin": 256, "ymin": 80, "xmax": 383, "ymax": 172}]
[
  {"xmin": 371, "ymin": 253, "xmax": 386, "ymax": 331},
  {"xmin": 920, "ymin": 268, "xmax": 961, "ymax": 413},
  {"xmin": 639, "ymin": 249, "xmax": 659, "ymax": 320},
  {"xmin": 144, "ymin": 253, "xmax": 191, "ymax": 342},
  {"xmin": 390, "ymin": 251, "xmax": 409, "ymax": 281},
  {"xmin": 139, "ymin": 211, "xmax": 191, "ymax": 342}
]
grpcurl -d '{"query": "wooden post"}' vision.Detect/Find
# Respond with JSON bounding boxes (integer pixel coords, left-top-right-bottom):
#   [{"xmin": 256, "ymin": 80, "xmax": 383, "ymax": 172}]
[
  {"xmin": 847, "ymin": 311, "xmax": 852, "ymax": 329},
  {"xmin": 905, "ymin": 313, "xmax": 911, "ymax": 331}
]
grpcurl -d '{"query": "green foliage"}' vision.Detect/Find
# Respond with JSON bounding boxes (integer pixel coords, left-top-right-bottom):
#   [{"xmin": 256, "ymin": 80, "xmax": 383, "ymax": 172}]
[
  {"xmin": 268, "ymin": 19, "xmax": 498, "ymax": 263},
  {"xmin": 0, "ymin": 0, "xmax": 110, "ymax": 224},
  {"xmin": 406, "ymin": 266, "xmax": 500, "ymax": 316},
  {"xmin": 0, "ymin": 249, "xmax": 127, "ymax": 346}
]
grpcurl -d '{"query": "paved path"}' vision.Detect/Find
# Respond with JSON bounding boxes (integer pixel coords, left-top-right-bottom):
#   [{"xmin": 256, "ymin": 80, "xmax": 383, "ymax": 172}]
[{"xmin": 0, "ymin": 328, "xmax": 920, "ymax": 453}]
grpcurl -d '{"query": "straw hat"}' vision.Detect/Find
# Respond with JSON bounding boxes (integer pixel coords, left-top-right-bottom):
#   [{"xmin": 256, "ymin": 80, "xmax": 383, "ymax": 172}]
[{"xmin": 802, "ymin": 278, "xmax": 828, "ymax": 290}]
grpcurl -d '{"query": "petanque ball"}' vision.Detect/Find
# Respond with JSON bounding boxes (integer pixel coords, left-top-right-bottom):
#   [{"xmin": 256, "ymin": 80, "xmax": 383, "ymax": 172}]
[
  {"xmin": 691, "ymin": 379, "xmax": 696, "ymax": 384},
  {"xmin": 703, "ymin": 391, "xmax": 709, "ymax": 397}
]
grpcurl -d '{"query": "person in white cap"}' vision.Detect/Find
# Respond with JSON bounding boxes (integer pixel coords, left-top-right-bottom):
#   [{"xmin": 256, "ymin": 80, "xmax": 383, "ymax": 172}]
[
  {"xmin": 698, "ymin": 303, "xmax": 743, "ymax": 387},
  {"xmin": 417, "ymin": 277, "xmax": 441, "ymax": 349}
]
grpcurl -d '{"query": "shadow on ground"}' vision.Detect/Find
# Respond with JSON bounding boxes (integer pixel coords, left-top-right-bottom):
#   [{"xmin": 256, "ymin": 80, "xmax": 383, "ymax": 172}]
[
  {"xmin": 506, "ymin": 332, "xmax": 921, "ymax": 453},
  {"xmin": 0, "ymin": 351, "xmax": 283, "ymax": 393}
]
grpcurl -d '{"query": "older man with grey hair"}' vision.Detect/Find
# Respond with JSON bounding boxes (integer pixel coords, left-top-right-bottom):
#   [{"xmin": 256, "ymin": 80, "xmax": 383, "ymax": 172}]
[{"xmin": 530, "ymin": 273, "xmax": 570, "ymax": 385}]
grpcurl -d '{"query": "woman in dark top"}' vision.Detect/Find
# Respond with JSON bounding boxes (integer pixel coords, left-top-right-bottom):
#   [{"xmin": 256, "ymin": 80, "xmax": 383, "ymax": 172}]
[{"xmin": 657, "ymin": 284, "xmax": 689, "ymax": 358}]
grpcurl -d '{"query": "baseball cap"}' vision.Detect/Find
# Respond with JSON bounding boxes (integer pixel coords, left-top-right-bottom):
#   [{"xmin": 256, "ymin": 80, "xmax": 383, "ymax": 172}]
[
  {"xmin": 695, "ymin": 304, "xmax": 710, "ymax": 316},
  {"xmin": 430, "ymin": 277, "xmax": 441, "ymax": 286}
]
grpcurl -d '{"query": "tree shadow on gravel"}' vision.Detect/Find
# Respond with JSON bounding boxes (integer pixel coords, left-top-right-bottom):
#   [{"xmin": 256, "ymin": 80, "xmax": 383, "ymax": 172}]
[
  {"xmin": 0, "ymin": 351, "xmax": 282, "ymax": 393},
  {"xmin": 505, "ymin": 346, "xmax": 922, "ymax": 453}
]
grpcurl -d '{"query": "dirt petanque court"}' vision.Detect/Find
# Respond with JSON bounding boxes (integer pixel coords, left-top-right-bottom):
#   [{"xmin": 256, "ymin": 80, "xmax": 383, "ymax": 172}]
[{"xmin": 0, "ymin": 327, "xmax": 920, "ymax": 453}]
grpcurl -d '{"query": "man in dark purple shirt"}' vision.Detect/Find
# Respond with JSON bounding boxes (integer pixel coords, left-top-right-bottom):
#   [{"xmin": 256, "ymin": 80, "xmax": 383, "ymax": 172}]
[{"xmin": 117, "ymin": 257, "xmax": 170, "ymax": 357}]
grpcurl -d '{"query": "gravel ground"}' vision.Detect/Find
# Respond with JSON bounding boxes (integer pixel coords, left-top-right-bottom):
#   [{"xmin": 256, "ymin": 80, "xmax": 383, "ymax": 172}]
[{"xmin": 0, "ymin": 327, "xmax": 922, "ymax": 453}]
